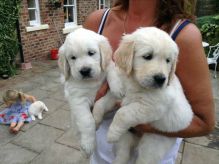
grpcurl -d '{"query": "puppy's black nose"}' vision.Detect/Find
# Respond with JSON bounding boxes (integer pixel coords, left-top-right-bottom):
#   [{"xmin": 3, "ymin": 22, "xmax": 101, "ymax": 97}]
[
  {"xmin": 153, "ymin": 74, "xmax": 166, "ymax": 86},
  {"xmin": 80, "ymin": 67, "xmax": 91, "ymax": 77}
]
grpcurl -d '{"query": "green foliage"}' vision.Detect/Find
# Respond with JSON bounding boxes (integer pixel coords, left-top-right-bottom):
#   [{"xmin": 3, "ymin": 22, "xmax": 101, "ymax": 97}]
[
  {"xmin": 197, "ymin": 14, "xmax": 219, "ymax": 46},
  {"xmin": 0, "ymin": 0, "xmax": 21, "ymax": 76}
]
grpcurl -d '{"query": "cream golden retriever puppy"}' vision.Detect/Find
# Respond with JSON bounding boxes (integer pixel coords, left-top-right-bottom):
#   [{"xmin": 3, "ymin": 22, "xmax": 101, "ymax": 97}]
[
  {"xmin": 58, "ymin": 28, "xmax": 122, "ymax": 157},
  {"xmin": 93, "ymin": 27, "xmax": 193, "ymax": 164}
]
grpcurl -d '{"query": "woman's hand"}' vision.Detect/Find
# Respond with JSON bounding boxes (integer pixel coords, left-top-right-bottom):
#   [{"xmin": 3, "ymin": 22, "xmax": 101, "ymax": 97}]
[
  {"xmin": 95, "ymin": 81, "xmax": 109, "ymax": 101},
  {"xmin": 134, "ymin": 124, "xmax": 156, "ymax": 137}
]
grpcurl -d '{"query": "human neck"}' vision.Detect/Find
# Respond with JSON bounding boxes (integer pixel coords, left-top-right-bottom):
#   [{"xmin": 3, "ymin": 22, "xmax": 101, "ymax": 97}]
[{"xmin": 128, "ymin": 0, "xmax": 158, "ymax": 20}]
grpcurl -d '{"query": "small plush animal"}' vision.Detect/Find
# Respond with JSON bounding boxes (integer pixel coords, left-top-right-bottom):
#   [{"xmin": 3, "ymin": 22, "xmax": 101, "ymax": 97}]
[{"xmin": 28, "ymin": 101, "xmax": 48, "ymax": 120}]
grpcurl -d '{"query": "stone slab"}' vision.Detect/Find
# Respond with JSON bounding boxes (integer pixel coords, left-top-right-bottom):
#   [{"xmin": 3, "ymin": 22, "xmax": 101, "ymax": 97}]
[
  {"xmin": 0, "ymin": 143, "xmax": 37, "ymax": 164},
  {"xmin": 40, "ymin": 81, "xmax": 61, "ymax": 92},
  {"xmin": 31, "ymin": 143, "xmax": 88, "ymax": 164},
  {"xmin": 56, "ymin": 129, "xmax": 80, "ymax": 150},
  {"xmin": 40, "ymin": 109, "xmax": 71, "ymax": 130},
  {"xmin": 12, "ymin": 124, "xmax": 64, "ymax": 153},
  {"xmin": 0, "ymin": 125, "xmax": 24, "ymax": 146},
  {"xmin": 42, "ymin": 97, "xmax": 65, "ymax": 114},
  {"xmin": 182, "ymin": 142, "xmax": 219, "ymax": 164},
  {"xmin": 13, "ymin": 81, "xmax": 41, "ymax": 93},
  {"xmin": 26, "ymin": 88, "xmax": 51, "ymax": 100}
]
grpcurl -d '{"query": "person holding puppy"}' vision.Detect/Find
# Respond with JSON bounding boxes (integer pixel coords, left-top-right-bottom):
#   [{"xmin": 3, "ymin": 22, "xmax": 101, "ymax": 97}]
[
  {"xmin": 84, "ymin": 0, "xmax": 215, "ymax": 163},
  {"xmin": 0, "ymin": 89, "xmax": 36, "ymax": 133}
]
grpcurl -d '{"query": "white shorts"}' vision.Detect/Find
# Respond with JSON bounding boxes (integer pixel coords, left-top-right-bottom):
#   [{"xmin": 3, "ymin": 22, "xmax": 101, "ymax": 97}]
[{"xmin": 90, "ymin": 115, "xmax": 182, "ymax": 164}]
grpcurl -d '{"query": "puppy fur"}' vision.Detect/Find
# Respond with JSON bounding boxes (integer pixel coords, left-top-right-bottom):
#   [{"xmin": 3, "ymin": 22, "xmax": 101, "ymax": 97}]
[
  {"xmin": 28, "ymin": 101, "xmax": 48, "ymax": 120},
  {"xmin": 93, "ymin": 27, "xmax": 193, "ymax": 164},
  {"xmin": 58, "ymin": 28, "xmax": 122, "ymax": 156}
]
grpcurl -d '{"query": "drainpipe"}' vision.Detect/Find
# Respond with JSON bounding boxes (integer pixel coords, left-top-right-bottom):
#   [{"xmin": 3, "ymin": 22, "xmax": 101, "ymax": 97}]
[{"xmin": 16, "ymin": 19, "xmax": 24, "ymax": 63}]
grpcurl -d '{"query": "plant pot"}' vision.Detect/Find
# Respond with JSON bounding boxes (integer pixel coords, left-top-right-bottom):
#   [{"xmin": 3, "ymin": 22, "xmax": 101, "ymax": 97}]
[
  {"xmin": 50, "ymin": 49, "xmax": 59, "ymax": 60},
  {"xmin": 1, "ymin": 74, "xmax": 9, "ymax": 79}
]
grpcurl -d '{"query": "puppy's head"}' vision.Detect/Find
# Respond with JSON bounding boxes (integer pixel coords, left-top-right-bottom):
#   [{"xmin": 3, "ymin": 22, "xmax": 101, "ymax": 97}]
[
  {"xmin": 115, "ymin": 27, "xmax": 179, "ymax": 89},
  {"xmin": 58, "ymin": 28, "xmax": 112, "ymax": 81}
]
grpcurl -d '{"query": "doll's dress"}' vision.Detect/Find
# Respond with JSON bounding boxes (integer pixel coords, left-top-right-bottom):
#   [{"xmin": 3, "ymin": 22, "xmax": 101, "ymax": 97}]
[{"xmin": 0, "ymin": 101, "xmax": 32, "ymax": 124}]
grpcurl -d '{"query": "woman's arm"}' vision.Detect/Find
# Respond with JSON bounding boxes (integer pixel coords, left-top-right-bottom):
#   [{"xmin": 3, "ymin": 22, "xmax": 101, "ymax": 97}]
[
  {"xmin": 136, "ymin": 23, "xmax": 215, "ymax": 138},
  {"xmin": 83, "ymin": 9, "xmax": 105, "ymax": 32}
]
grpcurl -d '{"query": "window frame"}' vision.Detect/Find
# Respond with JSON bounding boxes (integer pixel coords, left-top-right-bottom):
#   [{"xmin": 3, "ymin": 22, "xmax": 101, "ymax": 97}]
[
  {"xmin": 63, "ymin": 0, "xmax": 77, "ymax": 28},
  {"xmin": 27, "ymin": 0, "xmax": 41, "ymax": 26},
  {"xmin": 99, "ymin": 0, "xmax": 110, "ymax": 9}
]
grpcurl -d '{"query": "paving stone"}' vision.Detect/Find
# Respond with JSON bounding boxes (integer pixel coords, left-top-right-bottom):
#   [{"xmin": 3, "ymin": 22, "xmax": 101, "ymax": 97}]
[
  {"xmin": 12, "ymin": 124, "xmax": 64, "ymax": 153},
  {"xmin": 28, "ymin": 75, "xmax": 54, "ymax": 86},
  {"xmin": 40, "ymin": 109, "xmax": 71, "ymax": 130},
  {"xmin": 185, "ymin": 136, "xmax": 213, "ymax": 147},
  {"xmin": 182, "ymin": 142, "xmax": 219, "ymax": 164},
  {"xmin": 21, "ymin": 120, "xmax": 39, "ymax": 132},
  {"xmin": 56, "ymin": 129, "xmax": 80, "ymax": 150},
  {"xmin": 26, "ymin": 88, "xmax": 51, "ymax": 100},
  {"xmin": 0, "ymin": 143, "xmax": 37, "ymax": 164},
  {"xmin": 13, "ymin": 81, "xmax": 41, "ymax": 93},
  {"xmin": 40, "ymin": 81, "xmax": 62, "ymax": 92},
  {"xmin": 176, "ymin": 153, "xmax": 182, "ymax": 164},
  {"xmin": 42, "ymin": 69, "xmax": 60, "ymax": 78},
  {"xmin": 31, "ymin": 143, "xmax": 89, "ymax": 164},
  {"xmin": 59, "ymin": 102, "xmax": 71, "ymax": 111},
  {"xmin": 49, "ymin": 87, "xmax": 65, "ymax": 101},
  {"xmin": 211, "ymin": 77, "xmax": 219, "ymax": 99},
  {"xmin": 42, "ymin": 97, "xmax": 65, "ymax": 114},
  {"xmin": 0, "ymin": 125, "xmax": 24, "ymax": 146}
]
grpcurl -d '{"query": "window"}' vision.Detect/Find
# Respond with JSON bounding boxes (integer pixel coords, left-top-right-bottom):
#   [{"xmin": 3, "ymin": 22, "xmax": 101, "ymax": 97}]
[
  {"xmin": 99, "ymin": 0, "xmax": 110, "ymax": 9},
  {"xmin": 27, "ymin": 0, "xmax": 41, "ymax": 26},
  {"xmin": 64, "ymin": 0, "xmax": 77, "ymax": 27}
]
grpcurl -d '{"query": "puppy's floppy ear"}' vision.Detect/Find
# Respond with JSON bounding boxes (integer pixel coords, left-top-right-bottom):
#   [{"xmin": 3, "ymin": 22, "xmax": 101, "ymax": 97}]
[
  {"xmin": 99, "ymin": 37, "xmax": 113, "ymax": 71},
  {"xmin": 114, "ymin": 41, "xmax": 134, "ymax": 75},
  {"xmin": 168, "ymin": 52, "xmax": 178, "ymax": 85},
  {"xmin": 58, "ymin": 45, "xmax": 70, "ymax": 81}
]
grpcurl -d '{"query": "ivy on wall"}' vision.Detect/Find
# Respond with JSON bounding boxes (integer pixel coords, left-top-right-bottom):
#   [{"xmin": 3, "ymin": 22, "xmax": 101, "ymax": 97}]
[{"xmin": 0, "ymin": 0, "xmax": 21, "ymax": 77}]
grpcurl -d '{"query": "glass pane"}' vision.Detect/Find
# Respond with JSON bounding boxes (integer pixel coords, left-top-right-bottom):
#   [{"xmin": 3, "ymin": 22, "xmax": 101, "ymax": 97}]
[
  {"xmin": 28, "ymin": 0, "xmax": 36, "ymax": 8},
  {"xmin": 64, "ymin": 7, "xmax": 74, "ymax": 23},
  {"xmin": 28, "ymin": 9, "xmax": 36, "ymax": 21},
  {"xmin": 100, "ymin": 4, "xmax": 105, "ymax": 9},
  {"xmin": 64, "ymin": 0, "xmax": 74, "ymax": 5},
  {"xmin": 69, "ymin": 0, "xmax": 74, "ymax": 5}
]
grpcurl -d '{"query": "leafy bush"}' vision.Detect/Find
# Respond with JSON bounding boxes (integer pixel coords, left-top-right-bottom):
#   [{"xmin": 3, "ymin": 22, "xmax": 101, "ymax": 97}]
[
  {"xmin": 197, "ymin": 14, "xmax": 219, "ymax": 46},
  {"xmin": 0, "ymin": 0, "xmax": 21, "ymax": 76}
]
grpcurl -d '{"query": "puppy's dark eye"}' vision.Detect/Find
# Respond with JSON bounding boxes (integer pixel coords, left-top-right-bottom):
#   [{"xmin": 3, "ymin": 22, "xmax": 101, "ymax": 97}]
[
  {"xmin": 166, "ymin": 58, "xmax": 170, "ymax": 63},
  {"xmin": 143, "ymin": 54, "xmax": 153, "ymax": 60},
  {"xmin": 88, "ymin": 50, "xmax": 95, "ymax": 56},
  {"xmin": 71, "ymin": 56, "xmax": 76, "ymax": 60}
]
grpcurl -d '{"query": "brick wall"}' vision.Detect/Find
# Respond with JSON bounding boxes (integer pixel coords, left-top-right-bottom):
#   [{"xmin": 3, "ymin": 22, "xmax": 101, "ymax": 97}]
[
  {"xmin": 19, "ymin": 0, "xmax": 113, "ymax": 62},
  {"xmin": 77, "ymin": 0, "xmax": 98, "ymax": 25},
  {"xmin": 19, "ymin": 0, "xmax": 64, "ymax": 62}
]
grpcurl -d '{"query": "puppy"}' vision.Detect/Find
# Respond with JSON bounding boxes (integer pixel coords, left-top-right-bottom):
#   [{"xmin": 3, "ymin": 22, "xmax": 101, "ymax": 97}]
[
  {"xmin": 28, "ymin": 101, "xmax": 48, "ymax": 120},
  {"xmin": 58, "ymin": 28, "xmax": 122, "ymax": 157},
  {"xmin": 93, "ymin": 27, "xmax": 193, "ymax": 164}
]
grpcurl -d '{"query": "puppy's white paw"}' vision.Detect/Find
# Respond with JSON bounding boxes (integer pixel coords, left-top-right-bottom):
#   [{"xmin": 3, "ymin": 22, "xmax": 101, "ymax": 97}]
[
  {"xmin": 92, "ymin": 103, "xmax": 104, "ymax": 130},
  {"xmin": 38, "ymin": 115, "xmax": 43, "ymax": 120},
  {"xmin": 107, "ymin": 132, "xmax": 120, "ymax": 143},
  {"xmin": 80, "ymin": 139, "xmax": 96, "ymax": 157},
  {"xmin": 93, "ymin": 115, "xmax": 102, "ymax": 130}
]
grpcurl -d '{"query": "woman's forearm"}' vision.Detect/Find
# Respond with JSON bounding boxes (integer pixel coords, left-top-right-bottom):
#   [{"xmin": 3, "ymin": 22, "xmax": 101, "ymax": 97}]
[{"xmin": 136, "ymin": 115, "xmax": 215, "ymax": 138}]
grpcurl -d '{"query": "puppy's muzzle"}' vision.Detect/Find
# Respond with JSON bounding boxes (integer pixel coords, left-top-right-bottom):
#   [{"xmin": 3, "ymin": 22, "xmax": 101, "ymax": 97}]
[
  {"xmin": 153, "ymin": 74, "xmax": 166, "ymax": 87},
  {"xmin": 80, "ymin": 67, "xmax": 92, "ymax": 78}
]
